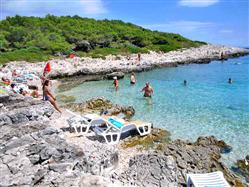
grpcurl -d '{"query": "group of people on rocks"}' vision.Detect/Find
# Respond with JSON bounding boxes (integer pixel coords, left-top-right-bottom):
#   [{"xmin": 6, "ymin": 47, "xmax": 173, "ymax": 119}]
[
  {"xmin": 112, "ymin": 72, "xmax": 154, "ymax": 97},
  {"xmin": 0, "ymin": 65, "xmax": 62, "ymax": 113}
]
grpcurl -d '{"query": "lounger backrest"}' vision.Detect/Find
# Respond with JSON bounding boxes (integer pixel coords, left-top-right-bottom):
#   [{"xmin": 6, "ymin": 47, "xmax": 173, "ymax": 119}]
[
  {"xmin": 108, "ymin": 118, "xmax": 124, "ymax": 129},
  {"xmin": 186, "ymin": 171, "xmax": 230, "ymax": 187}
]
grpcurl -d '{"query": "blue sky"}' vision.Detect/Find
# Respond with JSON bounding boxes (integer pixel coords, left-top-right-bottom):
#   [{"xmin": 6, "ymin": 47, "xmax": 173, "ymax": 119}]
[{"xmin": 1, "ymin": 0, "xmax": 248, "ymax": 46}]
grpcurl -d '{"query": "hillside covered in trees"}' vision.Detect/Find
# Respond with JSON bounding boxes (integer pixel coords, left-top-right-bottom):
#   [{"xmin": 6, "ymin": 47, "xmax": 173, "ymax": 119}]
[{"xmin": 0, "ymin": 15, "xmax": 206, "ymax": 63}]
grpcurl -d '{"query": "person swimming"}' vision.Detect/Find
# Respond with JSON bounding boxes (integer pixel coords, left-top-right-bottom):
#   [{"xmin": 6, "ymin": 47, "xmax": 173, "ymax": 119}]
[
  {"xmin": 43, "ymin": 79, "xmax": 62, "ymax": 113},
  {"xmin": 228, "ymin": 78, "xmax": 233, "ymax": 84},
  {"xmin": 130, "ymin": 72, "xmax": 136, "ymax": 85},
  {"xmin": 113, "ymin": 77, "xmax": 119, "ymax": 91},
  {"xmin": 141, "ymin": 82, "xmax": 154, "ymax": 97},
  {"xmin": 183, "ymin": 80, "xmax": 187, "ymax": 86}
]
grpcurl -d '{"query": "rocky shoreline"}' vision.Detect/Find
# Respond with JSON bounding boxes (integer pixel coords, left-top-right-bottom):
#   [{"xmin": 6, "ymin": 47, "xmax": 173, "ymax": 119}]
[
  {"xmin": 1, "ymin": 45, "xmax": 249, "ymax": 186},
  {"xmin": 3, "ymin": 44, "xmax": 249, "ymax": 80},
  {"xmin": 0, "ymin": 95, "xmax": 248, "ymax": 186}
]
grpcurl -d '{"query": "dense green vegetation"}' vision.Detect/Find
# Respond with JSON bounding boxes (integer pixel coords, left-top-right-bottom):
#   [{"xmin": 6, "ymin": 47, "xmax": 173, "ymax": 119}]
[{"xmin": 0, "ymin": 15, "xmax": 206, "ymax": 64}]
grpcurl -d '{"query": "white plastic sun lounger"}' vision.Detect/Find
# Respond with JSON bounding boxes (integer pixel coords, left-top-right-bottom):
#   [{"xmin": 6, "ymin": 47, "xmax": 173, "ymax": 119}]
[
  {"xmin": 93, "ymin": 117, "xmax": 152, "ymax": 145},
  {"xmin": 186, "ymin": 171, "xmax": 230, "ymax": 187},
  {"xmin": 66, "ymin": 110, "xmax": 105, "ymax": 134}
]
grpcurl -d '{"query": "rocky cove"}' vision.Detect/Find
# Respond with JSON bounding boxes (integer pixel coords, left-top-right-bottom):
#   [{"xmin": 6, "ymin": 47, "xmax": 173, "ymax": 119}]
[{"xmin": 0, "ymin": 95, "xmax": 249, "ymax": 186}]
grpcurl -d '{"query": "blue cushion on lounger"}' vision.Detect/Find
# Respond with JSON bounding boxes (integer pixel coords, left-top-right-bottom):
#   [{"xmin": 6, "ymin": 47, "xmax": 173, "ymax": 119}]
[{"xmin": 108, "ymin": 118, "xmax": 124, "ymax": 129}]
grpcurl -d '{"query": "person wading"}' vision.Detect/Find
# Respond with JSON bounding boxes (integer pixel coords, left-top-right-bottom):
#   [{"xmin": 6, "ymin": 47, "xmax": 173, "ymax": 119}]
[
  {"xmin": 130, "ymin": 72, "xmax": 136, "ymax": 85},
  {"xmin": 141, "ymin": 82, "xmax": 154, "ymax": 97},
  {"xmin": 113, "ymin": 77, "xmax": 119, "ymax": 91}
]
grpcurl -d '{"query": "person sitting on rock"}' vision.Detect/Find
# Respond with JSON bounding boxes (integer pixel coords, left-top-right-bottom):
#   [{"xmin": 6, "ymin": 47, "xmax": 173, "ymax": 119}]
[
  {"xmin": 12, "ymin": 69, "xmax": 19, "ymax": 77},
  {"xmin": 113, "ymin": 77, "xmax": 119, "ymax": 91},
  {"xmin": 1, "ymin": 77, "xmax": 11, "ymax": 85},
  {"xmin": 43, "ymin": 79, "xmax": 62, "ymax": 113},
  {"xmin": 10, "ymin": 83, "xmax": 18, "ymax": 93},
  {"xmin": 30, "ymin": 86, "xmax": 39, "ymax": 98},
  {"xmin": 19, "ymin": 88, "xmax": 29, "ymax": 96}
]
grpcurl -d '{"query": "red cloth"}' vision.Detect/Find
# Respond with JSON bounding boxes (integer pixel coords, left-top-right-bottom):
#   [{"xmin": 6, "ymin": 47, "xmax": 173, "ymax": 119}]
[
  {"xmin": 69, "ymin": 54, "xmax": 76, "ymax": 58},
  {"xmin": 43, "ymin": 62, "xmax": 51, "ymax": 76}
]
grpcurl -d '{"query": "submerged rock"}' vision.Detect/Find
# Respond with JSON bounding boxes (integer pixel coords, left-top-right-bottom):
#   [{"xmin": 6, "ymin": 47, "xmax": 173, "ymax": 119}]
[
  {"xmin": 57, "ymin": 75, "xmax": 104, "ymax": 92},
  {"xmin": 86, "ymin": 97, "xmax": 113, "ymax": 109},
  {"xmin": 121, "ymin": 128, "xmax": 171, "ymax": 149},
  {"xmin": 195, "ymin": 136, "xmax": 233, "ymax": 153},
  {"xmin": 65, "ymin": 97, "xmax": 135, "ymax": 119},
  {"xmin": 235, "ymin": 155, "xmax": 249, "ymax": 183},
  {"xmin": 57, "ymin": 94, "xmax": 76, "ymax": 103}
]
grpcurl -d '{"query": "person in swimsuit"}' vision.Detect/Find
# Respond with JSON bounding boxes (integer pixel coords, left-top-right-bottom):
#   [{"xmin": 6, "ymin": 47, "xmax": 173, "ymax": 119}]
[
  {"xmin": 113, "ymin": 77, "xmax": 119, "ymax": 91},
  {"xmin": 130, "ymin": 72, "xmax": 136, "ymax": 85},
  {"xmin": 141, "ymin": 82, "xmax": 154, "ymax": 97},
  {"xmin": 43, "ymin": 79, "xmax": 62, "ymax": 113}
]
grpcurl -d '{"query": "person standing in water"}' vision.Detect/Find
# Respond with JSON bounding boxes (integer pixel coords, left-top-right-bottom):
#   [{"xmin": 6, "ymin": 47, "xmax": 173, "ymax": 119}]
[
  {"xmin": 130, "ymin": 72, "xmax": 136, "ymax": 85},
  {"xmin": 113, "ymin": 77, "xmax": 119, "ymax": 91},
  {"xmin": 141, "ymin": 82, "xmax": 154, "ymax": 97},
  {"xmin": 183, "ymin": 80, "xmax": 187, "ymax": 86},
  {"xmin": 228, "ymin": 78, "xmax": 233, "ymax": 84},
  {"xmin": 43, "ymin": 79, "xmax": 62, "ymax": 113}
]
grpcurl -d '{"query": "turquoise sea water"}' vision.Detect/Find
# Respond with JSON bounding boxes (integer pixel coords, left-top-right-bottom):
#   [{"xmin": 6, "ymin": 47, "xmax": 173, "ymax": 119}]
[{"xmin": 59, "ymin": 56, "xmax": 249, "ymax": 166}]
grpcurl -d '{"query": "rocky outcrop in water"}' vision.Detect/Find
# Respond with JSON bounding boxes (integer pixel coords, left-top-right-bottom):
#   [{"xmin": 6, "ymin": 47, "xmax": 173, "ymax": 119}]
[
  {"xmin": 65, "ymin": 97, "xmax": 135, "ymax": 119},
  {"xmin": 106, "ymin": 72, "xmax": 125, "ymax": 80},
  {"xmin": 121, "ymin": 128, "xmax": 171, "ymax": 149},
  {"xmin": 235, "ymin": 155, "xmax": 249, "ymax": 183}
]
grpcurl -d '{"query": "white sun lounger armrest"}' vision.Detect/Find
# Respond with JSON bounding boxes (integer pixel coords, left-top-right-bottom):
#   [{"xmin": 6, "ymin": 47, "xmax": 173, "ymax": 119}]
[
  {"xmin": 67, "ymin": 116, "xmax": 91, "ymax": 134},
  {"xmin": 186, "ymin": 171, "xmax": 230, "ymax": 187},
  {"xmin": 94, "ymin": 126, "xmax": 121, "ymax": 145},
  {"xmin": 135, "ymin": 122, "xmax": 152, "ymax": 136},
  {"xmin": 66, "ymin": 110, "xmax": 98, "ymax": 134}
]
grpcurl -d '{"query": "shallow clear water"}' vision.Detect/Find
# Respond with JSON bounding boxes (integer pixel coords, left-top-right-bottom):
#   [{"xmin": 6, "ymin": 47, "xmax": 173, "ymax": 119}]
[{"xmin": 59, "ymin": 56, "xmax": 249, "ymax": 166}]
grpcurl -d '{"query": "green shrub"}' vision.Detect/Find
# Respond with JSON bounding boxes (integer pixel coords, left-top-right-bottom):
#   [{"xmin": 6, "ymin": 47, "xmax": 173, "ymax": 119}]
[{"xmin": 0, "ymin": 47, "xmax": 51, "ymax": 64}]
